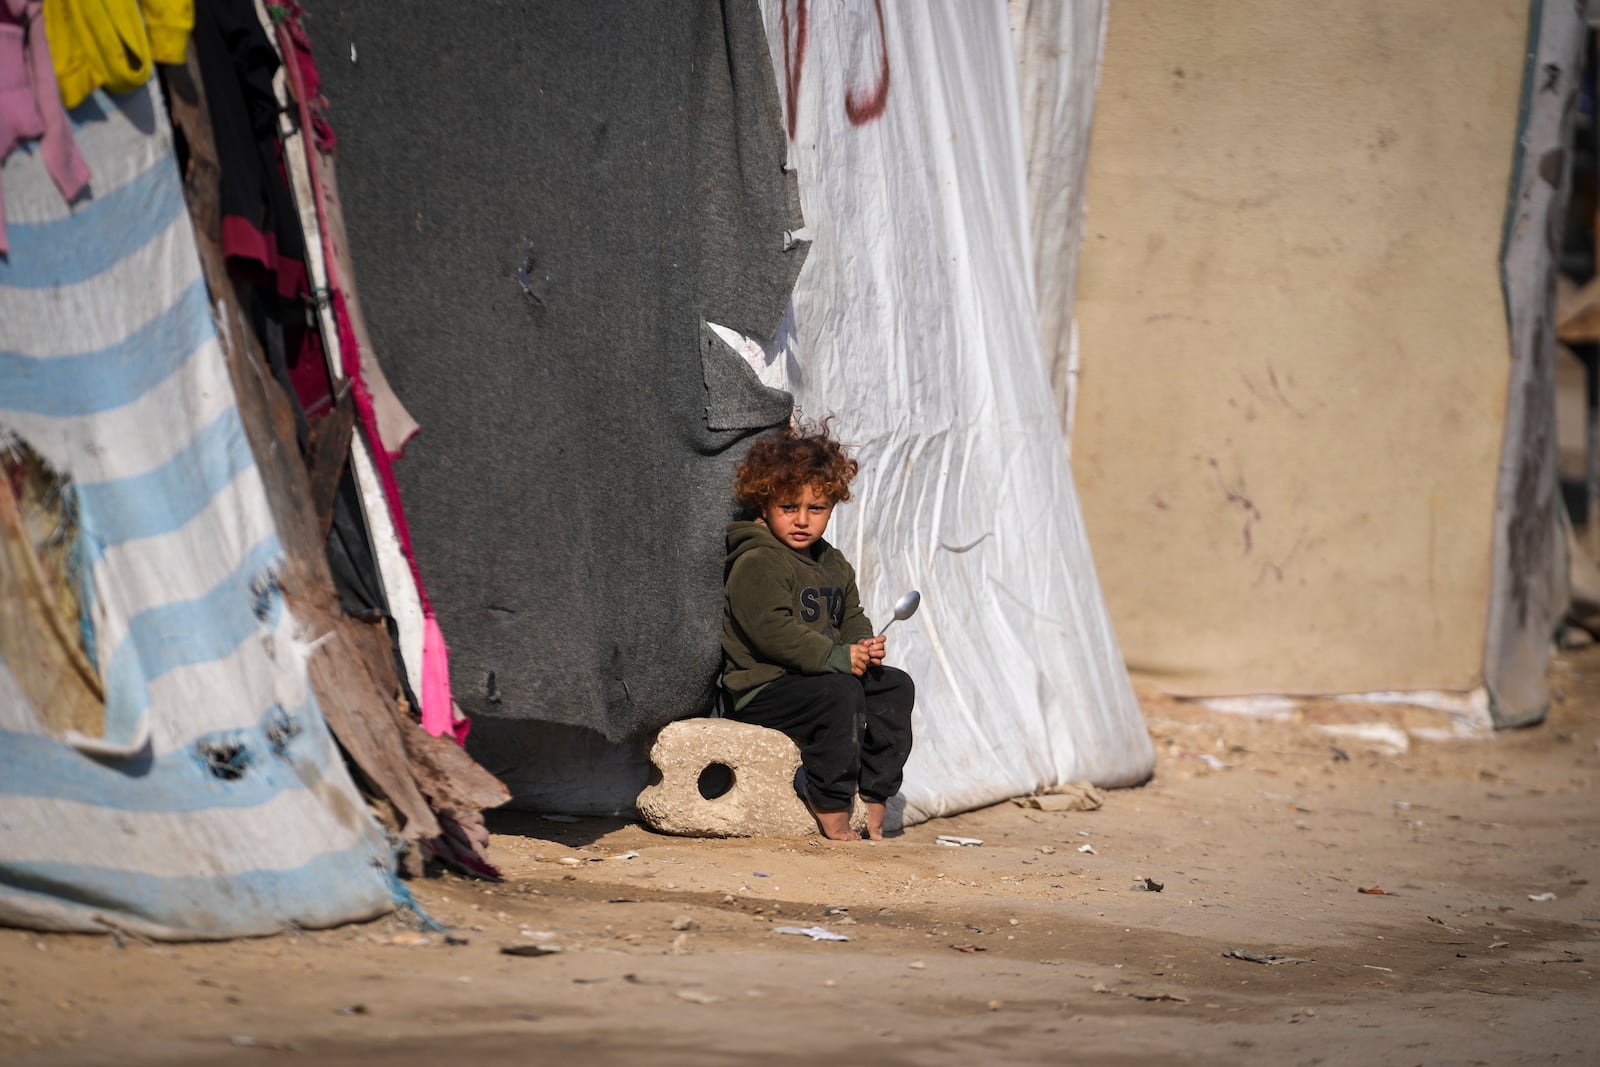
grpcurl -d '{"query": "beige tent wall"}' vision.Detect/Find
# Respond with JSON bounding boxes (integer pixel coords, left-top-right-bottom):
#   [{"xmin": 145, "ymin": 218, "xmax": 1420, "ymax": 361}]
[{"xmin": 1071, "ymin": 0, "xmax": 1529, "ymax": 695}]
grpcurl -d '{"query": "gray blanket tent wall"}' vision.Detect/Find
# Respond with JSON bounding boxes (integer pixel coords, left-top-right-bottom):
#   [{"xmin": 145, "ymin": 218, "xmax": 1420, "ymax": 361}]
[{"xmin": 314, "ymin": 0, "xmax": 804, "ymax": 801}]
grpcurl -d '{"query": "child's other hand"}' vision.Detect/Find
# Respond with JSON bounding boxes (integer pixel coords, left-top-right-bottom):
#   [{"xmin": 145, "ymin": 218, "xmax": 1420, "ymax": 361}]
[{"xmin": 848, "ymin": 642, "xmax": 872, "ymax": 676}]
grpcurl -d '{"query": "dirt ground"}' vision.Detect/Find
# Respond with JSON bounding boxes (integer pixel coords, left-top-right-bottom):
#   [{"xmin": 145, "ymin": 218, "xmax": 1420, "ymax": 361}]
[{"xmin": 4, "ymin": 652, "xmax": 1599, "ymax": 1067}]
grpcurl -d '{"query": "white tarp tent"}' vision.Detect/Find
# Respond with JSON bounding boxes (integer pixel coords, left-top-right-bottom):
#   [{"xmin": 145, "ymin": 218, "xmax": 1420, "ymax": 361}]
[{"xmin": 724, "ymin": 0, "xmax": 1152, "ymax": 821}]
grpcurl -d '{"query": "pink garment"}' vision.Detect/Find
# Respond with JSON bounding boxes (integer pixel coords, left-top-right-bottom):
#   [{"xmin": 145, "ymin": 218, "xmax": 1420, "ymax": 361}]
[
  {"xmin": 0, "ymin": 0, "xmax": 90, "ymax": 256},
  {"xmin": 420, "ymin": 616, "xmax": 469, "ymax": 746}
]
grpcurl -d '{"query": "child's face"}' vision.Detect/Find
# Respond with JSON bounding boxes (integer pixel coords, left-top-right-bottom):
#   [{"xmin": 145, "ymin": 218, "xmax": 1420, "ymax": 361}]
[{"xmin": 761, "ymin": 482, "xmax": 836, "ymax": 553}]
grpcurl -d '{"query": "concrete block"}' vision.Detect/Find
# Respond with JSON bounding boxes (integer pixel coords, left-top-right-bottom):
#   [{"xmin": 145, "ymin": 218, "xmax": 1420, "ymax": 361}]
[{"xmin": 637, "ymin": 718, "xmax": 859, "ymax": 837}]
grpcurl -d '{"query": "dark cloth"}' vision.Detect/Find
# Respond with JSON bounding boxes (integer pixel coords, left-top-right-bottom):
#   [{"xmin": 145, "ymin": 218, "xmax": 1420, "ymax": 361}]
[
  {"xmin": 194, "ymin": 0, "xmax": 331, "ymax": 421},
  {"xmin": 191, "ymin": 0, "xmax": 308, "ymax": 301},
  {"xmin": 309, "ymin": 0, "xmax": 805, "ymax": 742},
  {"xmin": 721, "ymin": 520, "xmax": 873, "ymax": 705},
  {"xmin": 733, "ymin": 667, "xmax": 915, "ymax": 810}
]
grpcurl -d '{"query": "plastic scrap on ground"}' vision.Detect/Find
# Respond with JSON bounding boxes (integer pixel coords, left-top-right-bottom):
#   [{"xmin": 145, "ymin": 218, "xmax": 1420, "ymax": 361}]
[{"xmin": 774, "ymin": 925, "xmax": 850, "ymax": 942}]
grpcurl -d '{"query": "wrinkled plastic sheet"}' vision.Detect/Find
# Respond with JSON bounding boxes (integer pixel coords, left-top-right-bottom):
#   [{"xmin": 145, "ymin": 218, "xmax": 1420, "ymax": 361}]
[{"xmin": 740, "ymin": 0, "xmax": 1152, "ymax": 822}]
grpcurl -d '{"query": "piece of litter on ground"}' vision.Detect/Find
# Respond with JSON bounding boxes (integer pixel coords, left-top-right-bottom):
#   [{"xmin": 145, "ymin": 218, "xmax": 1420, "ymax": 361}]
[
  {"xmin": 774, "ymin": 925, "xmax": 849, "ymax": 942},
  {"xmin": 907, "ymin": 960, "xmax": 926, "ymax": 969},
  {"xmin": 675, "ymin": 990, "xmax": 724, "ymax": 1005},
  {"xmin": 1362, "ymin": 964, "xmax": 1394, "ymax": 973},
  {"xmin": 501, "ymin": 943, "xmax": 564, "ymax": 957},
  {"xmin": 611, "ymin": 850, "xmax": 640, "ymax": 861},
  {"xmin": 753, "ymin": 871, "xmax": 770, "ymax": 877},
  {"xmin": 1132, "ymin": 877, "xmax": 1163, "ymax": 892},
  {"xmin": 542, "ymin": 814, "xmax": 579, "ymax": 823},
  {"xmin": 1196, "ymin": 753, "xmax": 1229, "ymax": 770},
  {"xmin": 1528, "ymin": 892, "xmax": 1558, "ymax": 902},
  {"xmin": 1077, "ymin": 843, "xmax": 1098, "ymax": 855},
  {"xmin": 229, "ymin": 1036, "xmax": 298, "ymax": 1051},
  {"xmin": 1223, "ymin": 947, "xmax": 1314, "ymax": 965},
  {"xmin": 557, "ymin": 857, "xmax": 583, "ymax": 867},
  {"xmin": 951, "ymin": 944, "xmax": 986, "ymax": 953},
  {"xmin": 1357, "ymin": 885, "xmax": 1392, "ymax": 895},
  {"xmin": 935, "ymin": 835, "xmax": 983, "ymax": 847}
]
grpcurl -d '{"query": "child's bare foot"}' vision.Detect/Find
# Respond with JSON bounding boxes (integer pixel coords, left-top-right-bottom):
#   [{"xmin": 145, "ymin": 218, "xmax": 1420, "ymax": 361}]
[
  {"xmin": 864, "ymin": 800, "xmax": 887, "ymax": 841},
  {"xmin": 805, "ymin": 799, "xmax": 861, "ymax": 841}
]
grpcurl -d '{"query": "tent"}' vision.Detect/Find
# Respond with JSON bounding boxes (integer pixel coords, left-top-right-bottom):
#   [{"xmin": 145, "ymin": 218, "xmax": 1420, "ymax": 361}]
[
  {"xmin": 0, "ymin": 83, "xmax": 396, "ymax": 938},
  {"xmin": 314, "ymin": 0, "xmax": 1153, "ymax": 824},
  {"xmin": 1068, "ymin": 0, "xmax": 1579, "ymax": 727},
  {"xmin": 1, "ymin": 4, "xmax": 505, "ymax": 938}
]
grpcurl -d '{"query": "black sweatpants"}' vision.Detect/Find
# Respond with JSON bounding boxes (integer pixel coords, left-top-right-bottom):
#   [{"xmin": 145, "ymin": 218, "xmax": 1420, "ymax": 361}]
[{"xmin": 731, "ymin": 666, "xmax": 915, "ymax": 811}]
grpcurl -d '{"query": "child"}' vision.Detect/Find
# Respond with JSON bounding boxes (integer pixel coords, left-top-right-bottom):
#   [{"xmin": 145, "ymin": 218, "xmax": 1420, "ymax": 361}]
[{"xmin": 721, "ymin": 421, "xmax": 915, "ymax": 841}]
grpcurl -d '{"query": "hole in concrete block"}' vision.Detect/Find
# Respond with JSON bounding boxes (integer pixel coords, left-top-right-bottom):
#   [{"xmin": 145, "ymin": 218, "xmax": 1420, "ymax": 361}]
[{"xmin": 698, "ymin": 762, "xmax": 734, "ymax": 800}]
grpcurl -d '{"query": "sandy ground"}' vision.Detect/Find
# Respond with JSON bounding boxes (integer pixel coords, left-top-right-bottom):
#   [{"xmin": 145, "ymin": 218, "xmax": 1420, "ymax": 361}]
[{"xmin": 3, "ymin": 653, "xmax": 1599, "ymax": 1067}]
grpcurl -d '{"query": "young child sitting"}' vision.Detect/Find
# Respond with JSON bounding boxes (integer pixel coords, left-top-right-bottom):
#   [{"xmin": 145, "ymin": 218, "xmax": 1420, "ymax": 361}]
[{"xmin": 720, "ymin": 421, "xmax": 916, "ymax": 841}]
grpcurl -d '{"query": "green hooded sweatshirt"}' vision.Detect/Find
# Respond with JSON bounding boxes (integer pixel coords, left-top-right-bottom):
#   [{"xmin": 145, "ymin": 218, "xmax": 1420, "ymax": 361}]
[{"xmin": 721, "ymin": 520, "xmax": 876, "ymax": 709}]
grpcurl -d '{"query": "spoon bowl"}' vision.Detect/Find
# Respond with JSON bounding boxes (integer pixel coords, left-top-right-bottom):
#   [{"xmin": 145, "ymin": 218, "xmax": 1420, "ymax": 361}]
[{"xmin": 877, "ymin": 590, "xmax": 921, "ymax": 636}]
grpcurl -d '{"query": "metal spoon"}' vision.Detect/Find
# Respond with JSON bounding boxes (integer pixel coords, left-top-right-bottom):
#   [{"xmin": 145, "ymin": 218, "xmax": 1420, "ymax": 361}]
[{"xmin": 877, "ymin": 590, "xmax": 921, "ymax": 636}]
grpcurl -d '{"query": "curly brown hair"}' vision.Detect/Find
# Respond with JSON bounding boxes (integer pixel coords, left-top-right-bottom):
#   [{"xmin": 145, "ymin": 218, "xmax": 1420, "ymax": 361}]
[{"xmin": 733, "ymin": 419, "xmax": 859, "ymax": 512}]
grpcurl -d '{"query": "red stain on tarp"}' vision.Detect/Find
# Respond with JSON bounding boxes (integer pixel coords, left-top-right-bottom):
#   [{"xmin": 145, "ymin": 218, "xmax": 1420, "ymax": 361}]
[
  {"xmin": 781, "ymin": 0, "xmax": 808, "ymax": 140},
  {"xmin": 843, "ymin": 0, "xmax": 890, "ymax": 126},
  {"xmin": 781, "ymin": 0, "xmax": 891, "ymax": 140}
]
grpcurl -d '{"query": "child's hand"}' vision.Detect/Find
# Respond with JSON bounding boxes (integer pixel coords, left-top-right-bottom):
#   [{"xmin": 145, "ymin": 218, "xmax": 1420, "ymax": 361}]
[
  {"xmin": 848, "ymin": 642, "xmax": 872, "ymax": 676},
  {"xmin": 854, "ymin": 636, "xmax": 886, "ymax": 673}
]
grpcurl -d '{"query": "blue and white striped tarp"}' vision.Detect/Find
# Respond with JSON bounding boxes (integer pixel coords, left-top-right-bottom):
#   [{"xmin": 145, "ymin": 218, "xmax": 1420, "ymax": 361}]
[{"xmin": 0, "ymin": 86, "xmax": 397, "ymax": 939}]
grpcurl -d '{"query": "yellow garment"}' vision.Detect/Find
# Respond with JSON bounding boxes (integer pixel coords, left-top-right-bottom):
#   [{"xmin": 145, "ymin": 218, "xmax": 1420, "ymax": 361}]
[{"xmin": 43, "ymin": 0, "xmax": 193, "ymax": 110}]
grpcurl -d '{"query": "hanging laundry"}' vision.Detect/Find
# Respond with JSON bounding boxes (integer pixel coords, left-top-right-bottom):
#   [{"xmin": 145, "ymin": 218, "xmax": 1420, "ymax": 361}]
[
  {"xmin": 272, "ymin": 0, "xmax": 456, "ymax": 742},
  {"xmin": 42, "ymin": 0, "xmax": 192, "ymax": 108},
  {"xmin": 192, "ymin": 0, "xmax": 333, "ymax": 426},
  {"xmin": 0, "ymin": 0, "xmax": 89, "ymax": 256},
  {"xmin": 190, "ymin": 0, "xmax": 304, "ymax": 299}
]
